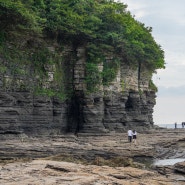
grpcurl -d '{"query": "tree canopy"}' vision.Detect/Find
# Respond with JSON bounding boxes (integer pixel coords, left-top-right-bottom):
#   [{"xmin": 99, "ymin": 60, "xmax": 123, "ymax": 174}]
[
  {"xmin": 0, "ymin": 0, "xmax": 165, "ymax": 79},
  {"xmin": 0, "ymin": 0, "xmax": 164, "ymax": 70}
]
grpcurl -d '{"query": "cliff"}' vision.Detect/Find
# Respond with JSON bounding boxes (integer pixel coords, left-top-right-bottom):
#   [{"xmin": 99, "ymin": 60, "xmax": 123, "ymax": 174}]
[
  {"xmin": 0, "ymin": 39, "xmax": 156, "ymax": 135},
  {"xmin": 0, "ymin": 0, "xmax": 164, "ymax": 135}
]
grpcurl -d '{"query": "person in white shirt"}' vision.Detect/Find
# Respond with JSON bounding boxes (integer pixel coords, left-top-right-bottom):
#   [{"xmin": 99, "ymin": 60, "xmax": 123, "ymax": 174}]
[{"xmin": 127, "ymin": 129, "xmax": 133, "ymax": 145}]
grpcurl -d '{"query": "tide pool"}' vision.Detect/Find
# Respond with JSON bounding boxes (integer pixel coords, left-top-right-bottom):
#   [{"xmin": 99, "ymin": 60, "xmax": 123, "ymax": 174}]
[{"xmin": 154, "ymin": 158, "xmax": 185, "ymax": 166}]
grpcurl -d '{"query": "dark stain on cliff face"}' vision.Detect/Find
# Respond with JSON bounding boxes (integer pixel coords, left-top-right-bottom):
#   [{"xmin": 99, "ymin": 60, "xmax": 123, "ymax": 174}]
[{"xmin": 67, "ymin": 92, "xmax": 84, "ymax": 133}]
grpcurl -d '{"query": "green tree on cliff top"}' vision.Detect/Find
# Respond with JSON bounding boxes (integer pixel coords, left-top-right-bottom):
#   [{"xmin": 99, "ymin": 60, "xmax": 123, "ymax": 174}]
[
  {"xmin": 0, "ymin": 0, "xmax": 165, "ymax": 84},
  {"xmin": 0, "ymin": 0, "xmax": 164, "ymax": 70}
]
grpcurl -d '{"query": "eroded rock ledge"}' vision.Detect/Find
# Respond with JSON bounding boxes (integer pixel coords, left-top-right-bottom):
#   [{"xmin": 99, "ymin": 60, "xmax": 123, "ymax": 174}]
[
  {"xmin": 0, "ymin": 129, "xmax": 185, "ymax": 184},
  {"xmin": 0, "ymin": 159, "xmax": 178, "ymax": 185}
]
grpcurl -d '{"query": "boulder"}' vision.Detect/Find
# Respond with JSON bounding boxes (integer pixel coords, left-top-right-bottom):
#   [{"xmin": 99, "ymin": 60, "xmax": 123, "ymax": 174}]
[{"xmin": 174, "ymin": 161, "xmax": 185, "ymax": 174}]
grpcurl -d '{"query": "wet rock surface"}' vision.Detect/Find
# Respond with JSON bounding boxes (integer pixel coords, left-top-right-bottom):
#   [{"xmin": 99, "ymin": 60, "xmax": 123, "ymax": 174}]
[{"xmin": 0, "ymin": 128, "xmax": 185, "ymax": 184}]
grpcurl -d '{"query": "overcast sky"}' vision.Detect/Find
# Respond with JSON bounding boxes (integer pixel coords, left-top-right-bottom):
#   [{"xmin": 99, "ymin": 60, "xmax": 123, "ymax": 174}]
[{"xmin": 120, "ymin": 0, "xmax": 185, "ymax": 125}]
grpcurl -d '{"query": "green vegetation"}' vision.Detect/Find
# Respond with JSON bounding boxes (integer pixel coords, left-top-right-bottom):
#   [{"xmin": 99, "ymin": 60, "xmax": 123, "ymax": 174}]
[
  {"xmin": 85, "ymin": 62, "xmax": 102, "ymax": 92},
  {"xmin": 0, "ymin": 0, "xmax": 165, "ymax": 96},
  {"xmin": 102, "ymin": 57, "xmax": 120, "ymax": 86},
  {"xmin": 149, "ymin": 79, "xmax": 158, "ymax": 92},
  {"xmin": 121, "ymin": 80, "xmax": 125, "ymax": 93}
]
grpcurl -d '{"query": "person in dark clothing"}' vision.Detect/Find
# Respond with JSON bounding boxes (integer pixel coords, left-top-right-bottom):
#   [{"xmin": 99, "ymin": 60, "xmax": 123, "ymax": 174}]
[
  {"xmin": 175, "ymin": 122, "xmax": 177, "ymax": 129},
  {"xmin": 182, "ymin": 122, "xmax": 184, "ymax": 128},
  {"xmin": 132, "ymin": 130, "xmax": 137, "ymax": 145}
]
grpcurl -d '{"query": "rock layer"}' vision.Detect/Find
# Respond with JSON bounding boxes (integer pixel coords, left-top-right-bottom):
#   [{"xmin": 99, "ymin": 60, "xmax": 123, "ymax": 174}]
[
  {"xmin": 0, "ymin": 159, "xmax": 177, "ymax": 185},
  {"xmin": 0, "ymin": 129, "xmax": 185, "ymax": 185},
  {"xmin": 0, "ymin": 44, "xmax": 156, "ymax": 134}
]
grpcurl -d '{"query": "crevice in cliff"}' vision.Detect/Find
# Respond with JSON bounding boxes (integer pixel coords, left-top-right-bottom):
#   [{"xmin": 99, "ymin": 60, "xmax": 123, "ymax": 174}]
[
  {"xmin": 138, "ymin": 61, "xmax": 141, "ymax": 92},
  {"xmin": 125, "ymin": 95, "xmax": 134, "ymax": 110},
  {"xmin": 66, "ymin": 92, "xmax": 84, "ymax": 134}
]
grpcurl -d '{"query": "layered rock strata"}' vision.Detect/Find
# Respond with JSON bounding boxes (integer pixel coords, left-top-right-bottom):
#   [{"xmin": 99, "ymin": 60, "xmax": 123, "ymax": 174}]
[
  {"xmin": 0, "ymin": 159, "xmax": 178, "ymax": 185},
  {"xmin": 0, "ymin": 129, "xmax": 185, "ymax": 185},
  {"xmin": 0, "ymin": 43, "xmax": 156, "ymax": 134}
]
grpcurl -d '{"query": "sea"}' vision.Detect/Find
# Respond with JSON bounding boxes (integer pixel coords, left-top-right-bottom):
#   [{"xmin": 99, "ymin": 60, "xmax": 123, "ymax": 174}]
[{"xmin": 156, "ymin": 123, "xmax": 184, "ymax": 129}]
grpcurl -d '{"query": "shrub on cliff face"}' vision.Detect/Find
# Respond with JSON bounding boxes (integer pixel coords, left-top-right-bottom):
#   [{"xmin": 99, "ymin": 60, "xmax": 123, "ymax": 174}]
[{"xmin": 0, "ymin": 0, "xmax": 165, "ymax": 94}]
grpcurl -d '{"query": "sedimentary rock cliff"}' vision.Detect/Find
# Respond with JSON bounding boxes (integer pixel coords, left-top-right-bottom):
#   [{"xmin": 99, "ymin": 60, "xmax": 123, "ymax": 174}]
[
  {"xmin": 0, "ymin": 0, "xmax": 164, "ymax": 135},
  {"xmin": 0, "ymin": 40, "xmax": 156, "ymax": 135}
]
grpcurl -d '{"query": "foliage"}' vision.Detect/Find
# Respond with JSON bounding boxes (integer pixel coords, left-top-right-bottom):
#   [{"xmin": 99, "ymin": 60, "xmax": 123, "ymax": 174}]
[
  {"xmin": 0, "ymin": 0, "xmax": 43, "ymax": 32},
  {"xmin": 85, "ymin": 62, "xmax": 102, "ymax": 92},
  {"xmin": 0, "ymin": 0, "xmax": 165, "ymax": 95},
  {"xmin": 31, "ymin": 48, "xmax": 50, "ymax": 77},
  {"xmin": 34, "ymin": 87, "xmax": 67, "ymax": 100},
  {"xmin": 102, "ymin": 58, "xmax": 120, "ymax": 86},
  {"xmin": 149, "ymin": 79, "xmax": 158, "ymax": 92},
  {"xmin": 121, "ymin": 80, "xmax": 125, "ymax": 93},
  {"xmin": 0, "ymin": 31, "xmax": 5, "ymax": 45},
  {"xmin": 0, "ymin": 40, "xmax": 67, "ymax": 99}
]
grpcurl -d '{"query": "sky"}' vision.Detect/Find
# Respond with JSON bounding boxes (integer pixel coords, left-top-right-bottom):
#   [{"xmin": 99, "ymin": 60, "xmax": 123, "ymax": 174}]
[{"xmin": 119, "ymin": 0, "xmax": 185, "ymax": 125}]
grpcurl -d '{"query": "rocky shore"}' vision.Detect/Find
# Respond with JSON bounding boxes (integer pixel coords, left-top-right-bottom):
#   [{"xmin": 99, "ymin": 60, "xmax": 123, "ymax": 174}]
[{"xmin": 0, "ymin": 128, "xmax": 185, "ymax": 184}]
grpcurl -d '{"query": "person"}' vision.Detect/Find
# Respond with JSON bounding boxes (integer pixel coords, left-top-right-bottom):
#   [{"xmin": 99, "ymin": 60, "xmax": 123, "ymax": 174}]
[
  {"xmin": 175, "ymin": 122, "xmax": 177, "ymax": 129},
  {"xmin": 127, "ymin": 129, "xmax": 133, "ymax": 145},
  {"xmin": 132, "ymin": 130, "xmax": 137, "ymax": 145},
  {"xmin": 182, "ymin": 122, "xmax": 184, "ymax": 128}
]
